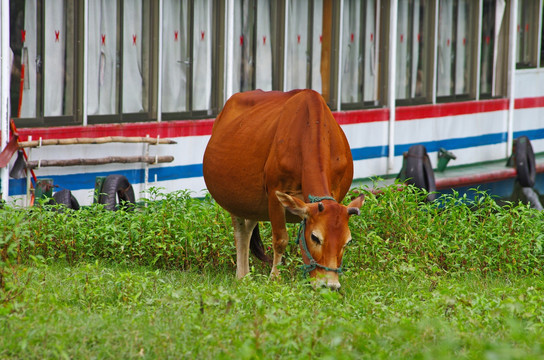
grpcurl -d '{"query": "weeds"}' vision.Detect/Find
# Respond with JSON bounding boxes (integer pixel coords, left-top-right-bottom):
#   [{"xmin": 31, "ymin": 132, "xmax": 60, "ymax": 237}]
[
  {"xmin": 346, "ymin": 184, "xmax": 544, "ymax": 276},
  {"xmin": 1, "ymin": 186, "xmax": 544, "ymax": 281}
]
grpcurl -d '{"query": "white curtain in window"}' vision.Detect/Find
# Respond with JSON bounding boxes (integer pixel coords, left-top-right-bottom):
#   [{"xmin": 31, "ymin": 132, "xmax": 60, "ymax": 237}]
[
  {"xmin": 44, "ymin": 0, "xmax": 65, "ymax": 116},
  {"xmin": 396, "ymin": 1, "xmax": 409, "ymax": 99},
  {"xmin": 162, "ymin": 0, "xmax": 188, "ymax": 112},
  {"xmin": 255, "ymin": 0, "xmax": 272, "ymax": 91},
  {"xmin": 341, "ymin": 0, "xmax": 361, "ymax": 103},
  {"xmin": 411, "ymin": 0, "xmax": 421, "ymax": 97},
  {"xmin": 311, "ymin": 0, "xmax": 323, "ymax": 93},
  {"xmin": 122, "ymin": 0, "xmax": 143, "ymax": 113},
  {"xmin": 480, "ymin": 2, "xmax": 493, "ymax": 94},
  {"xmin": 88, "ymin": 0, "xmax": 118, "ymax": 115},
  {"xmin": 492, "ymin": 0, "xmax": 505, "ymax": 96},
  {"xmin": 233, "ymin": 0, "xmax": 253, "ymax": 93},
  {"xmin": 20, "ymin": 0, "xmax": 37, "ymax": 118},
  {"xmin": 455, "ymin": 0, "xmax": 468, "ymax": 94},
  {"xmin": 363, "ymin": 0, "xmax": 377, "ymax": 102},
  {"xmin": 437, "ymin": 0, "xmax": 453, "ymax": 96},
  {"xmin": 193, "ymin": 0, "xmax": 212, "ymax": 109},
  {"xmin": 516, "ymin": 0, "xmax": 526, "ymax": 63},
  {"xmin": 286, "ymin": 0, "xmax": 308, "ymax": 90}
]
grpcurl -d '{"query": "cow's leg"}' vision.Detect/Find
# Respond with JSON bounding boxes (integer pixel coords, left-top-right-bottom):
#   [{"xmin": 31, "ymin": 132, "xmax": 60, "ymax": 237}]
[
  {"xmin": 231, "ymin": 215, "xmax": 258, "ymax": 279},
  {"xmin": 268, "ymin": 200, "xmax": 289, "ymax": 279}
]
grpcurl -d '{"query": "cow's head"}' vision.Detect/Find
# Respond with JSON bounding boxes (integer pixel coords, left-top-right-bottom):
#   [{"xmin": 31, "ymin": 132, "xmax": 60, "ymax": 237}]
[{"xmin": 276, "ymin": 191, "xmax": 364, "ymax": 290}]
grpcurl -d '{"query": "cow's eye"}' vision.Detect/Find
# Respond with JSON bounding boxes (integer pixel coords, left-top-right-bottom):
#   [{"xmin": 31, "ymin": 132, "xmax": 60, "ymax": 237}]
[
  {"xmin": 345, "ymin": 238, "xmax": 352, "ymax": 247},
  {"xmin": 310, "ymin": 233, "xmax": 321, "ymax": 245}
]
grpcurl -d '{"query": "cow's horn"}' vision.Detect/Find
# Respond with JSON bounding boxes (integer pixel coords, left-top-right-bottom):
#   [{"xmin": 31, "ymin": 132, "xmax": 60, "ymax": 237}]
[{"xmin": 348, "ymin": 207, "xmax": 360, "ymax": 216}]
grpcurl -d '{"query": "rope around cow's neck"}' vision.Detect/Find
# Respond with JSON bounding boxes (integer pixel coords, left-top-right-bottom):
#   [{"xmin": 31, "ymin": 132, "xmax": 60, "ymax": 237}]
[{"xmin": 296, "ymin": 195, "xmax": 344, "ymax": 276}]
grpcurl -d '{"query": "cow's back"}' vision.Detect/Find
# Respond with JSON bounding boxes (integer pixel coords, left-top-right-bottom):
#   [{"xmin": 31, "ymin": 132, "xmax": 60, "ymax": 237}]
[{"xmin": 203, "ymin": 89, "xmax": 352, "ymax": 220}]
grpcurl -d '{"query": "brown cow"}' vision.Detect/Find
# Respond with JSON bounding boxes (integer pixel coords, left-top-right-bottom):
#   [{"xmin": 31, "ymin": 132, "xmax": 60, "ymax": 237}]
[{"xmin": 203, "ymin": 89, "xmax": 363, "ymax": 289}]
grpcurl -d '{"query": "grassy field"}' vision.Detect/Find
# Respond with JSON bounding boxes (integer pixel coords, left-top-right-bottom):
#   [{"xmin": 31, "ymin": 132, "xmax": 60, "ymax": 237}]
[
  {"xmin": 2, "ymin": 263, "xmax": 544, "ymax": 359},
  {"xmin": 1, "ymin": 186, "xmax": 544, "ymax": 358}
]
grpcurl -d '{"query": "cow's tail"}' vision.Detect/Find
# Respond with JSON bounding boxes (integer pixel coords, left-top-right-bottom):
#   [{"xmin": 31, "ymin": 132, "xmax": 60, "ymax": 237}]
[{"xmin": 250, "ymin": 224, "xmax": 273, "ymax": 265}]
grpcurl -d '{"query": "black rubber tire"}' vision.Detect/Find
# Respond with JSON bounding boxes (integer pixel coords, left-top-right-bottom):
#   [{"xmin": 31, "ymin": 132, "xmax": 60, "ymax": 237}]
[
  {"xmin": 53, "ymin": 189, "xmax": 80, "ymax": 210},
  {"xmin": 98, "ymin": 174, "xmax": 136, "ymax": 211},
  {"xmin": 47, "ymin": 189, "xmax": 80, "ymax": 211},
  {"xmin": 405, "ymin": 145, "xmax": 437, "ymax": 201},
  {"xmin": 514, "ymin": 136, "xmax": 536, "ymax": 188}
]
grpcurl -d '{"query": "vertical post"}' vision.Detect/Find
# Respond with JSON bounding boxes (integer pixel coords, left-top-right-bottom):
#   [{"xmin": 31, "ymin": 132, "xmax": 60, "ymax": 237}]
[
  {"xmin": 336, "ymin": 0, "xmax": 344, "ymax": 111},
  {"xmin": 475, "ymin": 0, "xmax": 483, "ymax": 100},
  {"xmin": 431, "ymin": 0, "xmax": 439, "ymax": 104},
  {"xmin": 538, "ymin": 0, "xmax": 543, "ymax": 68},
  {"xmin": 26, "ymin": 136, "xmax": 32, "ymax": 206},
  {"xmin": 506, "ymin": 0, "xmax": 518, "ymax": 158},
  {"xmin": 283, "ymin": 0, "xmax": 289, "ymax": 91},
  {"xmin": 387, "ymin": 0, "xmax": 398, "ymax": 172},
  {"xmin": 157, "ymin": 0, "xmax": 163, "ymax": 122},
  {"xmin": 144, "ymin": 134, "xmax": 150, "ymax": 201},
  {"xmin": 0, "ymin": 0, "xmax": 11, "ymax": 201},
  {"xmin": 225, "ymin": 0, "xmax": 235, "ymax": 100},
  {"xmin": 83, "ymin": 0, "xmax": 89, "ymax": 126},
  {"xmin": 374, "ymin": 0, "xmax": 381, "ymax": 103}
]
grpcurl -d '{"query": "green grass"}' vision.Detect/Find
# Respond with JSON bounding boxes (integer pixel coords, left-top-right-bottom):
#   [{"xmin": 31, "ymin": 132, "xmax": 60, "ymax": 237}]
[
  {"xmin": 1, "ymin": 262, "xmax": 544, "ymax": 359},
  {"xmin": 2, "ymin": 185, "xmax": 544, "ymax": 358}
]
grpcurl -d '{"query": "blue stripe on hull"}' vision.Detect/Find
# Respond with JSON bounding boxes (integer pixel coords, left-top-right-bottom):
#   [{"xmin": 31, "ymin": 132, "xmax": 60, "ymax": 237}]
[
  {"xmin": 514, "ymin": 128, "xmax": 544, "ymax": 141},
  {"xmin": 350, "ymin": 132, "xmax": 507, "ymax": 161},
  {"xmin": 9, "ymin": 164, "xmax": 204, "ymax": 196}
]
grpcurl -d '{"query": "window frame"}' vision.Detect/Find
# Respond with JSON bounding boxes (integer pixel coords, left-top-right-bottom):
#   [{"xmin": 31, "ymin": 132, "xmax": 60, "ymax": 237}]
[
  {"xmin": 435, "ymin": 0, "xmax": 479, "ymax": 103},
  {"xmin": 394, "ymin": 0, "xmax": 436, "ymax": 107},
  {"xmin": 161, "ymin": 0, "xmax": 223, "ymax": 121},
  {"xmin": 87, "ymin": 0, "xmax": 154, "ymax": 125},
  {"xmin": 516, "ymin": 0, "xmax": 540, "ymax": 69},
  {"xmin": 339, "ymin": 0, "xmax": 382, "ymax": 110},
  {"xmin": 12, "ymin": 0, "xmax": 82, "ymax": 128}
]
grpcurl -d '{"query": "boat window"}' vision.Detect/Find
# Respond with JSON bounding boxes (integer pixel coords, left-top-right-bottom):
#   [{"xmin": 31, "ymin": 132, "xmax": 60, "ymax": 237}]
[
  {"xmin": 10, "ymin": 0, "xmax": 77, "ymax": 122},
  {"xmin": 480, "ymin": 0, "xmax": 507, "ymax": 98},
  {"xmin": 340, "ymin": 0, "xmax": 380, "ymax": 107},
  {"xmin": 87, "ymin": 0, "xmax": 152, "ymax": 120},
  {"xmin": 231, "ymin": 0, "xmax": 275, "ymax": 93},
  {"xmin": 516, "ymin": 0, "xmax": 539, "ymax": 69},
  {"xmin": 396, "ymin": 0, "xmax": 430, "ymax": 102},
  {"xmin": 436, "ymin": 0, "xmax": 476, "ymax": 99},
  {"xmin": 284, "ymin": 0, "xmax": 326, "ymax": 93},
  {"xmin": 161, "ymin": 0, "xmax": 213, "ymax": 113}
]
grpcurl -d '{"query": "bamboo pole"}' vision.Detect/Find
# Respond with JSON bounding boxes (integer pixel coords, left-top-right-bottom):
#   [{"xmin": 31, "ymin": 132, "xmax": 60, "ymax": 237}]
[
  {"xmin": 26, "ymin": 155, "xmax": 174, "ymax": 169},
  {"xmin": 19, "ymin": 136, "xmax": 177, "ymax": 148},
  {"xmin": 321, "ymin": 0, "xmax": 333, "ymax": 103}
]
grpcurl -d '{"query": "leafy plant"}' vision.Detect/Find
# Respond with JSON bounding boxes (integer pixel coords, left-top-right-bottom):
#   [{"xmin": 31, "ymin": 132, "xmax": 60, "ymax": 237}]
[{"xmin": 1, "ymin": 185, "xmax": 544, "ymax": 290}]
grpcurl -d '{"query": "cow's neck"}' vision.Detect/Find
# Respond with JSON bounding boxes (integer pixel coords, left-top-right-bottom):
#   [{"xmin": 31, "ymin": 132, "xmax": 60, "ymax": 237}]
[
  {"xmin": 300, "ymin": 137, "xmax": 333, "ymax": 201},
  {"xmin": 297, "ymin": 92, "xmax": 335, "ymax": 201},
  {"xmin": 301, "ymin": 171, "xmax": 333, "ymax": 201}
]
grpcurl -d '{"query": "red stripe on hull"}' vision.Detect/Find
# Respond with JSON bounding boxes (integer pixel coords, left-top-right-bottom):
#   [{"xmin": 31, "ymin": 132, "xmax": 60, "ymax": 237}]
[
  {"xmin": 17, "ymin": 119, "xmax": 215, "ymax": 141},
  {"xmin": 333, "ymin": 108, "xmax": 389, "ymax": 124},
  {"xmin": 514, "ymin": 96, "xmax": 544, "ymax": 109},
  {"xmin": 396, "ymin": 99, "xmax": 508, "ymax": 121}
]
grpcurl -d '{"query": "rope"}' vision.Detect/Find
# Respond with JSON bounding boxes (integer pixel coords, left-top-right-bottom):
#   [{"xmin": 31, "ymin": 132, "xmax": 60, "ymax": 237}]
[
  {"xmin": 308, "ymin": 194, "xmax": 336, "ymax": 203},
  {"xmin": 296, "ymin": 194, "xmax": 343, "ymax": 276}
]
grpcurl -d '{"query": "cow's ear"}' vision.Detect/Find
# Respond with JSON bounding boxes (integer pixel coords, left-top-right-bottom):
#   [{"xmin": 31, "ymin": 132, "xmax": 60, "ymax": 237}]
[
  {"xmin": 347, "ymin": 195, "xmax": 365, "ymax": 217},
  {"xmin": 275, "ymin": 191, "xmax": 309, "ymax": 219}
]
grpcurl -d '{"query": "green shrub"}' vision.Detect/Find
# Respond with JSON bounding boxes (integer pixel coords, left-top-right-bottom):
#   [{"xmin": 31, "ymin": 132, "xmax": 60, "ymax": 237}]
[
  {"xmin": 0, "ymin": 208, "xmax": 35, "ymax": 310},
  {"xmin": 15, "ymin": 190, "xmax": 237, "ymax": 272},
  {"xmin": 346, "ymin": 184, "xmax": 544, "ymax": 276},
  {"xmin": 1, "ymin": 185, "xmax": 544, "ymax": 291}
]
